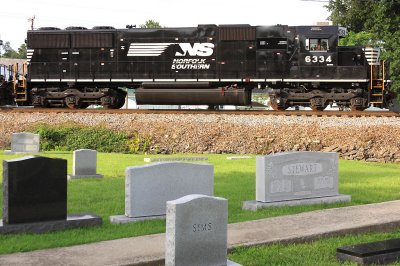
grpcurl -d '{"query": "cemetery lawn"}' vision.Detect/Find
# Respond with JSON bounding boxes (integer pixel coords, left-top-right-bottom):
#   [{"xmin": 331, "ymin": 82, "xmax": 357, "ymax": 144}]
[{"xmin": 0, "ymin": 152, "xmax": 400, "ymax": 256}]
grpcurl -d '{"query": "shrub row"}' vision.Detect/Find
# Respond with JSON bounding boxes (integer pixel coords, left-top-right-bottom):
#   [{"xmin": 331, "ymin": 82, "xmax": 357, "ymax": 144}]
[{"xmin": 30, "ymin": 123, "xmax": 152, "ymax": 154}]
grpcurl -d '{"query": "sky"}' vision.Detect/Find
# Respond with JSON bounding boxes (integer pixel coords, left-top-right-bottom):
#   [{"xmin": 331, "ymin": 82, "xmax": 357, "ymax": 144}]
[{"xmin": 0, "ymin": 0, "xmax": 330, "ymax": 50}]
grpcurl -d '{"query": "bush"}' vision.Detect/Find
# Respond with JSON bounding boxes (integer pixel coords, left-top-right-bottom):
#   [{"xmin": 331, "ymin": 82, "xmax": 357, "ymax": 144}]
[{"xmin": 31, "ymin": 123, "xmax": 152, "ymax": 153}]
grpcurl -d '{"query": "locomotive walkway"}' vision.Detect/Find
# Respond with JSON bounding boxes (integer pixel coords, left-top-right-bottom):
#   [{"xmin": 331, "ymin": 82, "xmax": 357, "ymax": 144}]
[{"xmin": 2, "ymin": 200, "xmax": 400, "ymax": 265}]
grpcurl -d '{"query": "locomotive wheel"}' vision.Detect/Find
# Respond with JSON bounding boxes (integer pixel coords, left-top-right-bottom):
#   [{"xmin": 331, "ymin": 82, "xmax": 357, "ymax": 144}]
[
  {"xmin": 65, "ymin": 95, "xmax": 80, "ymax": 109},
  {"xmin": 310, "ymin": 97, "xmax": 326, "ymax": 111},
  {"xmin": 270, "ymin": 102, "xmax": 286, "ymax": 111},
  {"xmin": 350, "ymin": 106, "xmax": 367, "ymax": 111}
]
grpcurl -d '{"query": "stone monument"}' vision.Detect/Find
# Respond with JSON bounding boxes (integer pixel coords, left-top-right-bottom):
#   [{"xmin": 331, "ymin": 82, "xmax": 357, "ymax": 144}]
[
  {"xmin": 243, "ymin": 151, "xmax": 351, "ymax": 211},
  {"xmin": 68, "ymin": 149, "xmax": 103, "ymax": 179},
  {"xmin": 110, "ymin": 162, "xmax": 214, "ymax": 224},
  {"xmin": 0, "ymin": 156, "xmax": 102, "ymax": 234},
  {"xmin": 165, "ymin": 194, "xmax": 241, "ymax": 266},
  {"xmin": 4, "ymin": 132, "xmax": 40, "ymax": 154}
]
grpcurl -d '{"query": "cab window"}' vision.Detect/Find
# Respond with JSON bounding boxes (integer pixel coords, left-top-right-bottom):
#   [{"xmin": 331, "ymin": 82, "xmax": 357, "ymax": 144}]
[{"xmin": 307, "ymin": 38, "xmax": 328, "ymax": 51}]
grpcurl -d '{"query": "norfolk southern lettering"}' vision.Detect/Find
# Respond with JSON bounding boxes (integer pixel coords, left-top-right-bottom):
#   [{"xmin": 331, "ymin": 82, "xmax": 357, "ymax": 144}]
[{"xmin": 172, "ymin": 59, "xmax": 210, "ymax": 70}]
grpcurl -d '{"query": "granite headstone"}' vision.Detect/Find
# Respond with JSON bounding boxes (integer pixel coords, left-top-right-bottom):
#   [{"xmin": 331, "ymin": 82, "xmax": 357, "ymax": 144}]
[
  {"xmin": 3, "ymin": 156, "xmax": 67, "ymax": 224},
  {"xmin": 165, "ymin": 194, "xmax": 240, "ymax": 266},
  {"xmin": 110, "ymin": 162, "xmax": 214, "ymax": 223},
  {"xmin": 1, "ymin": 156, "xmax": 102, "ymax": 234},
  {"xmin": 243, "ymin": 151, "xmax": 351, "ymax": 210},
  {"xmin": 68, "ymin": 149, "xmax": 103, "ymax": 179},
  {"xmin": 337, "ymin": 238, "xmax": 400, "ymax": 265},
  {"xmin": 4, "ymin": 132, "xmax": 40, "ymax": 154}
]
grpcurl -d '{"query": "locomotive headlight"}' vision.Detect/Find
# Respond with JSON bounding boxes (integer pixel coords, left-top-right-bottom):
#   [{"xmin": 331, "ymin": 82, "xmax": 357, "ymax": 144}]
[{"xmin": 276, "ymin": 99, "xmax": 281, "ymax": 104}]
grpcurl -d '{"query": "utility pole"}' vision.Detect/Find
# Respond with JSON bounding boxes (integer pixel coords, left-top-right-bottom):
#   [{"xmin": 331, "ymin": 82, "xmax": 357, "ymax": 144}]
[{"xmin": 28, "ymin": 16, "xmax": 36, "ymax": 30}]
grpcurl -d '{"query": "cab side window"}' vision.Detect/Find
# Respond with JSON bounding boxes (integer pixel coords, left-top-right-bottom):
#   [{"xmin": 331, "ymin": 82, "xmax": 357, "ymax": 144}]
[{"xmin": 308, "ymin": 38, "xmax": 328, "ymax": 51}]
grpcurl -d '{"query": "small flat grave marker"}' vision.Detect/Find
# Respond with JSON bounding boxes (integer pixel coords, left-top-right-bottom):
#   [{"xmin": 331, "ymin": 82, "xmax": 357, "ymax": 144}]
[
  {"xmin": 337, "ymin": 238, "xmax": 400, "ymax": 265},
  {"xmin": 144, "ymin": 157, "xmax": 208, "ymax": 162}
]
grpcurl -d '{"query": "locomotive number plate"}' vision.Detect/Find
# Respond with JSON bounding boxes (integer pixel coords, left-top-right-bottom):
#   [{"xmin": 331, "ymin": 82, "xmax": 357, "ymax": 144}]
[{"xmin": 305, "ymin": 55, "xmax": 332, "ymax": 63}]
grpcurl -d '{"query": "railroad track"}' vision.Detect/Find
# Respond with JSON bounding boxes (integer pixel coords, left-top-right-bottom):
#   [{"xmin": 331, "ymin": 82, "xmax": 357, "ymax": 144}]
[{"xmin": 0, "ymin": 106, "xmax": 399, "ymax": 117}]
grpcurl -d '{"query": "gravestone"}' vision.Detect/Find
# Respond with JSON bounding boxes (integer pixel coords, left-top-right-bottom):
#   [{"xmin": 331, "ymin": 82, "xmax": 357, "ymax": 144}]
[
  {"xmin": 110, "ymin": 162, "xmax": 213, "ymax": 224},
  {"xmin": 165, "ymin": 194, "xmax": 241, "ymax": 266},
  {"xmin": 0, "ymin": 156, "xmax": 102, "ymax": 234},
  {"xmin": 4, "ymin": 132, "xmax": 40, "ymax": 154},
  {"xmin": 243, "ymin": 152, "xmax": 351, "ymax": 211},
  {"xmin": 337, "ymin": 238, "xmax": 400, "ymax": 265},
  {"xmin": 68, "ymin": 149, "xmax": 103, "ymax": 179}
]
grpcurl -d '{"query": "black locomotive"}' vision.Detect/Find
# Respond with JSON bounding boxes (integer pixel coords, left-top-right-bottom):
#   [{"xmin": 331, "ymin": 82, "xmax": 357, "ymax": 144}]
[{"xmin": 3, "ymin": 24, "xmax": 394, "ymax": 110}]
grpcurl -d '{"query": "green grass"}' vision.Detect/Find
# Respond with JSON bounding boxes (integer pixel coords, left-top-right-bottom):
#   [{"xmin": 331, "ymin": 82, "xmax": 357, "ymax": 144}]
[
  {"xmin": 0, "ymin": 152, "xmax": 400, "ymax": 258},
  {"xmin": 228, "ymin": 230, "xmax": 400, "ymax": 266}
]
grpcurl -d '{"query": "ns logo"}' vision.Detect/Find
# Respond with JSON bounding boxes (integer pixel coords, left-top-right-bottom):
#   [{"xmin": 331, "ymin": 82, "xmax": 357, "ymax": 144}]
[{"xmin": 175, "ymin": 43, "xmax": 214, "ymax": 57}]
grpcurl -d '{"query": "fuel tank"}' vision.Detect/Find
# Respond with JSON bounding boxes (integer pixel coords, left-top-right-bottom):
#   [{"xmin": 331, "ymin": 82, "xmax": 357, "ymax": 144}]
[{"xmin": 135, "ymin": 83, "xmax": 251, "ymax": 106}]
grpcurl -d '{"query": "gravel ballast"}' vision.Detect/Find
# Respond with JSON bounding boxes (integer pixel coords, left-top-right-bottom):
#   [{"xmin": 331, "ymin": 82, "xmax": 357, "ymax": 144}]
[{"xmin": 0, "ymin": 112, "xmax": 399, "ymax": 162}]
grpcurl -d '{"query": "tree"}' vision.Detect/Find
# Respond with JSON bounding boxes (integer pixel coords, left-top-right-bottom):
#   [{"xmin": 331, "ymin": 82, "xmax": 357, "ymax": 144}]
[
  {"xmin": 1, "ymin": 42, "xmax": 26, "ymax": 59},
  {"xmin": 139, "ymin": 20, "xmax": 162, "ymax": 29},
  {"xmin": 326, "ymin": 0, "xmax": 400, "ymax": 97}
]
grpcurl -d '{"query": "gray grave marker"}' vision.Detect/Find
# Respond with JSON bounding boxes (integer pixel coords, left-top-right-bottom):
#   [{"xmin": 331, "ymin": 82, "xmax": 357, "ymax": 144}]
[
  {"xmin": 68, "ymin": 149, "xmax": 103, "ymax": 179},
  {"xmin": 110, "ymin": 162, "xmax": 214, "ymax": 224},
  {"xmin": 243, "ymin": 151, "xmax": 351, "ymax": 211},
  {"xmin": 165, "ymin": 194, "xmax": 240, "ymax": 266},
  {"xmin": 4, "ymin": 132, "xmax": 40, "ymax": 154}
]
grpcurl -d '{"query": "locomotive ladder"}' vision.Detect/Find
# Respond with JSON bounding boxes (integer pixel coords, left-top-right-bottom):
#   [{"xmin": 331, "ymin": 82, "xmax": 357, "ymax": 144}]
[
  {"xmin": 369, "ymin": 60, "xmax": 385, "ymax": 106},
  {"xmin": 12, "ymin": 63, "xmax": 28, "ymax": 103}
]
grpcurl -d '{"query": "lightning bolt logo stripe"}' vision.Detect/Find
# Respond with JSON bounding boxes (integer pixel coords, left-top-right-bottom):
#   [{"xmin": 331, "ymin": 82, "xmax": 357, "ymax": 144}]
[{"xmin": 127, "ymin": 43, "xmax": 173, "ymax": 57}]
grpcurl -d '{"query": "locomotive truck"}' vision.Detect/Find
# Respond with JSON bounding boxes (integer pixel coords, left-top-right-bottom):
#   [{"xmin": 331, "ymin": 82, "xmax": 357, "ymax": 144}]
[{"xmin": 0, "ymin": 24, "xmax": 394, "ymax": 110}]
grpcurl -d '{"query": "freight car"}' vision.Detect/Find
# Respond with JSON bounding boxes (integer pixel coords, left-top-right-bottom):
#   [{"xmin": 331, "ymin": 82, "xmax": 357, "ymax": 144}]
[{"xmin": 2, "ymin": 24, "xmax": 394, "ymax": 110}]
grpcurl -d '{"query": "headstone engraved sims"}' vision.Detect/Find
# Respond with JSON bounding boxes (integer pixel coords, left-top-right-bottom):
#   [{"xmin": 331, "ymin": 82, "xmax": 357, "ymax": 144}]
[
  {"xmin": 4, "ymin": 132, "xmax": 40, "ymax": 154},
  {"xmin": 0, "ymin": 156, "xmax": 102, "ymax": 234},
  {"xmin": 165, "ymin": 194, "xmax": 241, "ymax": 266},
  {"xmin": 68, "ymin": 149, "xmax": 103, "ymax": 179},
  {"xmin": 110, "ymin": 162, "xmax": 214, "ymax": 223},
  {"xmin": 243, "ymin": 152, "xmax": 351, "ymax": 211}
]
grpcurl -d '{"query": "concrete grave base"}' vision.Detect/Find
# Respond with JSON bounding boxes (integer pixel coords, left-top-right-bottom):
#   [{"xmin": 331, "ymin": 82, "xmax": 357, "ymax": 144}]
[
  {"xmin": 4, "ymin": 150, "xmax": 39, "ymax": 155},
  {"xmin": 68, "ymin": 174, "xmax": 103, "ymax": 180},
  {"xmin": 0, "ymin": 213, "xmax": 102, "ymax": 234},
  {"xmin": 227, "ymin": 259, "xmax": 242, "ymax": 266},
  {"xmin": 109, "ymin": 214, "xmax": 165, "ymax": 224},
  {"xmin": 242, "ymin": 194, "xmax": 351, "ymax": 211}
]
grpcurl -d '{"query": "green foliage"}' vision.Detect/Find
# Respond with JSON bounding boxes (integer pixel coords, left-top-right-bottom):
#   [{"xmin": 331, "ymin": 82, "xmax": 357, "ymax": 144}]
[
  {"xmin": 339, "ymin": 31, "xmax": 378, "ymax": 47},
  {"xmin": 327, "ymin": 0, "xmax": 400, "ymax": 96},
  {"xmin": 1, "ymin": 41, "xmax": 26, "ymax": 59},
  {"xmin": 139, "ymin": 20, "xmax": 162, "ymax": 28},
  {"xmin": 31, "ymin": 123, "xmax": 152, "ymax": 153}
]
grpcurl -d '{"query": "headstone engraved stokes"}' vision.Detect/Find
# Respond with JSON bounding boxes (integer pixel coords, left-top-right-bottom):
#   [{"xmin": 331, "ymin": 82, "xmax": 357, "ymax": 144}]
[
  {"xmin": 243, "ymin": 152, "xmax": 351, "ymax": 210},
  {"xmin": 68, "ymin": 149, "xmax": 103, "ymax": 179},
  {"xmin": 110, "ymin": 162, "xmax": 214, "ymax": 223},
  {"xmin": 4, "ymin": 132, "xmax": 40, "ymax": 154},
  {"xmin": 165, "ymin": 194, "xmax": 241, "ymax": 266},
  {"xmin": 1, "ymin": 156, "xmax": 102, "ymax": 234}
]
